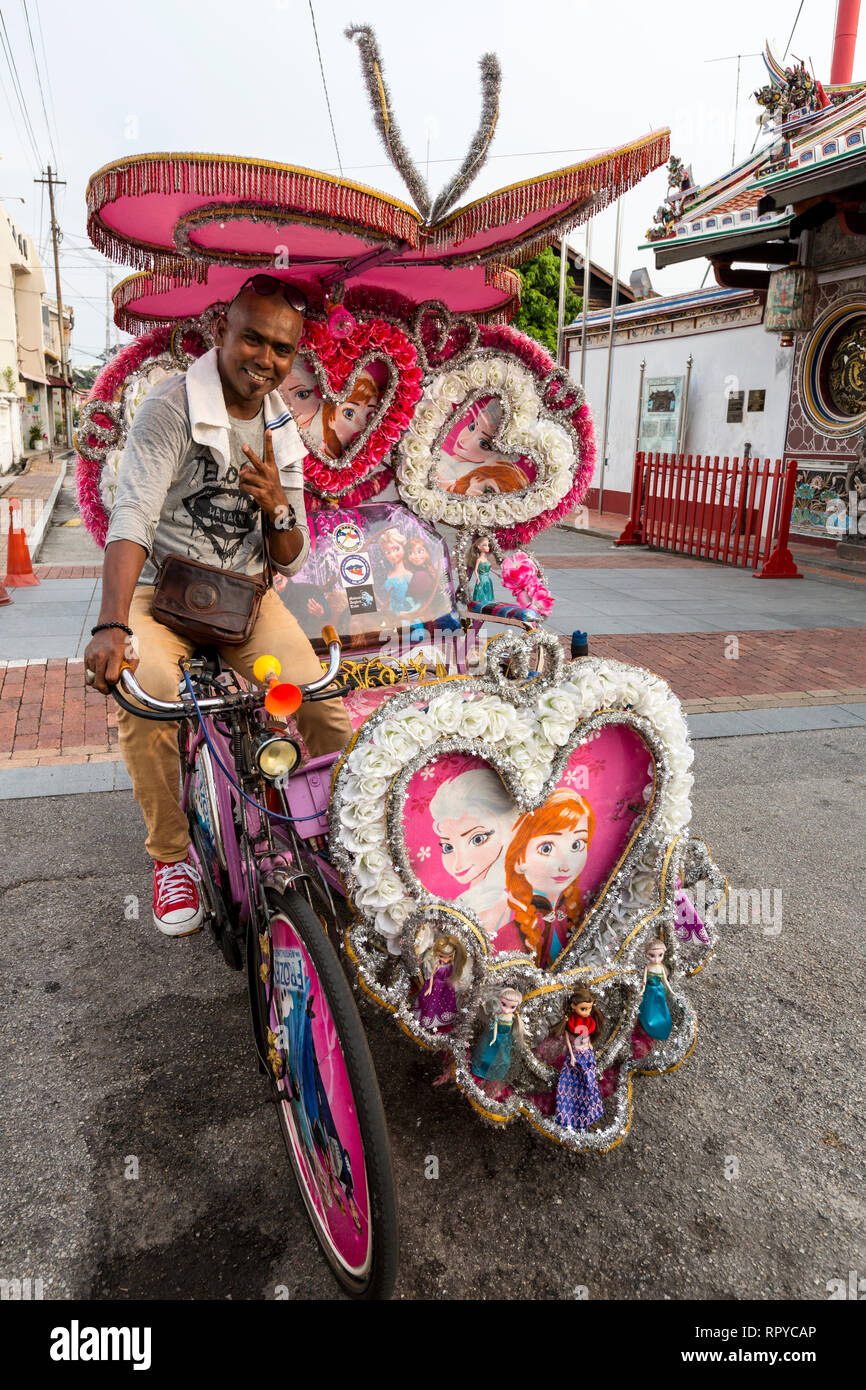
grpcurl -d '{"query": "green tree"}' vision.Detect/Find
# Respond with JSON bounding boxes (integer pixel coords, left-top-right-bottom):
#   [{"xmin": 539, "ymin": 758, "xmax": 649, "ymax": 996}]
[
  {"xmin": 512, "ymin": 246, "xmax": 583, "ymax": 356},
  {"xmin": 71, "ymin": 364, "xmax": 99, "ymax": 391}
]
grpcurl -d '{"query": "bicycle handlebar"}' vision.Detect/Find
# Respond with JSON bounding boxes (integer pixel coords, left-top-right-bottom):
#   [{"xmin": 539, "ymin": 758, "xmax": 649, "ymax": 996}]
[{"xmin": 111, "ymin": 628, "xmax": 344, "ymax": 719}]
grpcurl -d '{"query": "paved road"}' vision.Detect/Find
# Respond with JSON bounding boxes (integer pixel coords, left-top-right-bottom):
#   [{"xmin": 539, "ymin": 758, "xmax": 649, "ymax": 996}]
[{"xmin": 1, "ymin": 728, "xmax": 862, "ymax": 1301}]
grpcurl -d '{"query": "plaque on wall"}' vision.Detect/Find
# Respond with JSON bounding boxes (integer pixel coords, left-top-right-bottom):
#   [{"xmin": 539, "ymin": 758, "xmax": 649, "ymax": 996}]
[
  {"xmin": 726, "ymin": 390, "xmax": 745, "ymax": 424},
  {"xmin": 638, "ymin": 375, "xmax": 685, "ymax": 453},
  {"xmin": 747, "ymin": 389, "xmax": 766, "ymax": 412}
]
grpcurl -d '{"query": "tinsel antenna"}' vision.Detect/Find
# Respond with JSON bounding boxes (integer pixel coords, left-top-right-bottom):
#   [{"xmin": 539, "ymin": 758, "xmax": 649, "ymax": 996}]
[
  {"xmin": 345, "ymin": 25, "xmax": 503, "ymax": 228},
  {"xmin": 428, "ymin": 53, "xmax": 501, "ymax": 224},
  {"xmin": 345, "ymin": 25, "xmax": 433, "ymax": 220}
]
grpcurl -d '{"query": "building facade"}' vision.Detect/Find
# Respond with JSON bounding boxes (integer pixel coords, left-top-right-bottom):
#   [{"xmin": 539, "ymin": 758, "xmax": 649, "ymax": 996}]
[{"xmin": 0, "ymin": 203, "xmax": 73, "ymax": 473}]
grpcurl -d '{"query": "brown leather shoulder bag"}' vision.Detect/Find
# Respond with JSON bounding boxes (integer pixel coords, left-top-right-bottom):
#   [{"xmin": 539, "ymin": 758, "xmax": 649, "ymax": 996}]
[{"xmin": 151, "ymin": 514, "xmax": 275, "ymax": 646}]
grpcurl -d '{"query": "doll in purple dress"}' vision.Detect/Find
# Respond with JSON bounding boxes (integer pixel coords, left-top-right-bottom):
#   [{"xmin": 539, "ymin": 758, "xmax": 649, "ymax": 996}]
[
  {"xmin": 553, "ymin": 986, "xmax": 604, "ymax": 1130},
  {"xmin": 413, "ymin": 934, "xmax": 467, "ymax": 1032}
]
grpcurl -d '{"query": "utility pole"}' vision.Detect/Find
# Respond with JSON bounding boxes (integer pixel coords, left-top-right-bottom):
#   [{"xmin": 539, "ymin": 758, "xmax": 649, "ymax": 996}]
[
  {"xmin": 556, "ymin": 236, "xmax": 569, "ymax": 366},
  {"xmin": 105, "ymin": 266, "xmax": 112, "ymax": 360},
  {"xmin": 34, "ymin": 166, "xmax": 72, "ymax": 450}
]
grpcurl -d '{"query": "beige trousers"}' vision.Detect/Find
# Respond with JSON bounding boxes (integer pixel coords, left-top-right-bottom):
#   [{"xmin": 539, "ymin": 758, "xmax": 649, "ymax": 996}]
[{"xmin": 118, "ymin": 586, "xmax": 352, "ymax": 863}]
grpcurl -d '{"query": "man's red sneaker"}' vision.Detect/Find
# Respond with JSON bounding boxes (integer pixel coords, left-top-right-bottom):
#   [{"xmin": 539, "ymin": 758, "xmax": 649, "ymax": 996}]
[{"xmin": 153, "ymin": 856, "xmax": 203, "ymax": 936}]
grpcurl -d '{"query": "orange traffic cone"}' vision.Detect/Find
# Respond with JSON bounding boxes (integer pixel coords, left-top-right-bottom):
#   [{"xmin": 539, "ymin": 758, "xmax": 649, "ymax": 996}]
[
  {"xmin": 3, "ymin": 497, "xmax": 39, "ymax": 587},
  {"xmin": 0, "ymin": 581, "xmax": 11, "ymax": 605}
]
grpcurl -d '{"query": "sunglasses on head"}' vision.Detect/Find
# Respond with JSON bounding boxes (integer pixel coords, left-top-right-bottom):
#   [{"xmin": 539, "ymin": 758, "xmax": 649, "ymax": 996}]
[{"xmin": 236, "ymin": 274, "xmax": 308, "ymax": 315}]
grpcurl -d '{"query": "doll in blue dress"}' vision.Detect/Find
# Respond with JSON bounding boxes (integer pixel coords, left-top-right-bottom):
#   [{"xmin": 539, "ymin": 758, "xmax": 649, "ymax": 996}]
[
  {"xmin": 638, "ymin": 937, "xmax": 673, "ymax": 1040},
  {"xmin": 471, "ymin": 987, "xmax": 523, "ymax": 1086},
  {"xmin": 471, "ymin": 537, "xmax": 496, "ymax": 606}
]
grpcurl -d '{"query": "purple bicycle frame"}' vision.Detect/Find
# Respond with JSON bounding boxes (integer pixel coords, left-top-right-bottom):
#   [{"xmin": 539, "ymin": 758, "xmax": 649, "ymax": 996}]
[{"xmin": 181, "ymin": 716, "xmax": 344, "ymax": 921}]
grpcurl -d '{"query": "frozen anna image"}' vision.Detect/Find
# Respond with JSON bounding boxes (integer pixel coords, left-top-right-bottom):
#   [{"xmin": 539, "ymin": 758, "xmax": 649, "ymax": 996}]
[
  {"xmin": 428, "ymin": 768, "xmax": 519, "ymax": 950},
  {"xmin": 505, "ymin": 789, "xmax": 596, "ymax": 966}
]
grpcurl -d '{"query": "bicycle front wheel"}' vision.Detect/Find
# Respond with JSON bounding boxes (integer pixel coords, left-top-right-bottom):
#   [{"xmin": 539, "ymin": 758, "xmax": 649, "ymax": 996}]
[{"xmin": 249, "ymin": 886, "xmax": 398, "ymax": 1299}]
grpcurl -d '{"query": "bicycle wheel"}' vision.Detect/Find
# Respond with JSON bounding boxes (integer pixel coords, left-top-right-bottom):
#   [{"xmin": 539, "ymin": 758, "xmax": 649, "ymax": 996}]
[{"xmin": 249, "ymin": 886, "xmax": 398, "ymax": 1299}]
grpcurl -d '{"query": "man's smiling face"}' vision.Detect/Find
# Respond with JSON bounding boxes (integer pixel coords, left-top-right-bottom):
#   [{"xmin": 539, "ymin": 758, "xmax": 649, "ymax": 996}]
[{"xmin": 213, "ymin": 289, "xmax": 303, "ymax": 415}]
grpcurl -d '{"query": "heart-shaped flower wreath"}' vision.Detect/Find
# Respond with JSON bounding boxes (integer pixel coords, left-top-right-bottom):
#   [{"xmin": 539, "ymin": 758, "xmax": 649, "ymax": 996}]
[{"xmin": 330, "ymin": 632, "xmax": 724, "ymax": 1152}]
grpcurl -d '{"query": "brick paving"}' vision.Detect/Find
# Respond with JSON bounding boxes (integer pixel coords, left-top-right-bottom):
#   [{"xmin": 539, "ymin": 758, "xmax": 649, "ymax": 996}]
[
  {"xmin": 587, "ymin": 627, "xmax": 866, "ymax": 701},
  {"xmin": 0, "ymin": 659, "xmax": 118, "ymax": 768},
  {"xmin": 3, "ymin": 628, "xmax": 865, "ymax": 771}
]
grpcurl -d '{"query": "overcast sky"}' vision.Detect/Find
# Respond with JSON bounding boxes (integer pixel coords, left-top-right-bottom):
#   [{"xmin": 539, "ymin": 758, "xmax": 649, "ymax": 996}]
[{"xmin": 0, "ymin": 0, "xmax": 858, "ymax": 365}]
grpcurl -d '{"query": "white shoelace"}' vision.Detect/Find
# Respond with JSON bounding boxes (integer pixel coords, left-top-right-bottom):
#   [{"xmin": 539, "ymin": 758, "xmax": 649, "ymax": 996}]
[{"xmin": 155, "ymin": 860, "xmax": 202, "ymax": 909}]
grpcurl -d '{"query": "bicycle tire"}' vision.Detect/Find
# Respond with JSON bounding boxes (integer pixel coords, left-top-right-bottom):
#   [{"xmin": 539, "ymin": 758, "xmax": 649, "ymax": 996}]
[
  {"xmin": 249, "ymin": 886, "xmax": 398, "ymax": 1299},
  {"xmin": 179, "ymin": 722, "xmax": 243, "ymax": 969}
]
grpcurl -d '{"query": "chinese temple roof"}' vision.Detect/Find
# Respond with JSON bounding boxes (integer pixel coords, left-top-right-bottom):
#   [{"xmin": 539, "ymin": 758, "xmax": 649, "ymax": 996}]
[{"xmin": 643, "ymin": 44, "xmax": 866, "ymax": 270}]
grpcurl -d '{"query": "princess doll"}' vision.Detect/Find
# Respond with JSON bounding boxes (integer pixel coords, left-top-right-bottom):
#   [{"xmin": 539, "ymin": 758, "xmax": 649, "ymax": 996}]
[
  {"xmin": 505, "ymin": 790, "xmax": 596, "ymax": 965},
  {"xmin": 376, "ymin": 526, "xmax": 420, "ymax": 616},
  {"xmin": 471, "ymin": 986, "xmax": 523, "ymax": 1084},
  {"xmin": 429, "ymin": 768, "xmax": 517, "ymax": 946},
  {"xmin": 471, "ymin": 537, "xmax": 496, "ymax": 606},
  {"xmin": 638, "ymin": 937, "xmax": 673, "ymax": 1040},
  {"xmin": 413, "ymin": 934, "xmax": 468, "ymax": 1032},
  {"xmin": 553, "ymin": 986, "xmax": 604, "ymax": 1130}
]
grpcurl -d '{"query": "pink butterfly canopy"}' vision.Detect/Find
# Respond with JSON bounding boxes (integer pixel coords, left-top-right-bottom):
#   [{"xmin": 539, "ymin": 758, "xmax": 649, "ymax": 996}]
[{"xmin": 87, "ymin": 26, "xmax": 669, "ymax": 328}]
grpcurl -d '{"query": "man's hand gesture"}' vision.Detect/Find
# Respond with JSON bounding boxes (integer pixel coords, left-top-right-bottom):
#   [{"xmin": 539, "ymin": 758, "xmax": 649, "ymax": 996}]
[{"xmin": 239, "ymin": 428, "xmax": 287, "ymax": 523}]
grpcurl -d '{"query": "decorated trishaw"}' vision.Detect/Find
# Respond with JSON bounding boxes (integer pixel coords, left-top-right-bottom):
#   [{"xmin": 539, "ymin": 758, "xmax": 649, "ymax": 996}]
[{"xmin": 74, "ymin": 26, "xmax": 726, "ymax": 1297}]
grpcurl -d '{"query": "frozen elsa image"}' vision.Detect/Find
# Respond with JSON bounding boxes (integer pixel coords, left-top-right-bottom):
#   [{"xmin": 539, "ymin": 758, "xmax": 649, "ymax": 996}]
[
  {"xmin": 280, "ymin": 359, "xmax": 322, "ymax": 432},
  {"xmin": 429, "ymin": 768, "xmax": 518, "ymax": 949},
  {"xmin": 435, "ymin": 397, "xmax": 507, "ymax": 488}
]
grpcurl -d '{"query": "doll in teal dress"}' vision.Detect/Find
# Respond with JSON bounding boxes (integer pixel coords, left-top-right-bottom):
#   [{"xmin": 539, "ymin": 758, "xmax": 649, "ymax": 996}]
[
  {"xmin": 471, "ymin": 987, "xmax": 522, "ymax": 1082},
  {"xmin": 471, "ymin": 537, "xmax": 496, "ymax": 605},
  {"xmin": 638, "ymin": 938, "xmax": 673, "ymax": 1040}
]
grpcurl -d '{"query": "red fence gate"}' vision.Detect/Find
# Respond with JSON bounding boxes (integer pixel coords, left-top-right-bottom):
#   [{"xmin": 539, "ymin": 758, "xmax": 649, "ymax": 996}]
[{"xmin": 616, "ymin": 452, "xmax": 802, "ymax": 578}]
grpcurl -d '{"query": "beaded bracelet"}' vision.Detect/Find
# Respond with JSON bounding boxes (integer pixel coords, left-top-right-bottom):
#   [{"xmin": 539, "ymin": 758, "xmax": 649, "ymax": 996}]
[{"xmin": 91, "ymin": 621, "xmax": 134, "ymax": 637}]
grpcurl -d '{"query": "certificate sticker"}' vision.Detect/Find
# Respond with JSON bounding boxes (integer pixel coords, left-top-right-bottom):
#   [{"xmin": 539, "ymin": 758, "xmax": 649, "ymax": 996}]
[
  {"xmin": 333, "ymin": 522, "xmax": 364, "ymax": 553},
  {"xmin": 340, "ymin": 554, "xmax": 371, "ymax": 586}
]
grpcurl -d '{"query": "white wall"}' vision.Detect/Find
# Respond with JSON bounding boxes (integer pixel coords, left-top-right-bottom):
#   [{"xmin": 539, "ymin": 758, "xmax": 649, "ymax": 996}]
[{"xmin": 570, "ymin": 322, "xmax": 795, "ymax": 504}]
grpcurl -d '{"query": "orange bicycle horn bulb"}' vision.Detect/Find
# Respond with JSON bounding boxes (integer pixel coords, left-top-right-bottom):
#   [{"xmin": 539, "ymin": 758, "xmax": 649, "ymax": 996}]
[{"xmin": 253, "ymin": 654, "xmax": 302, "ymax": 718}]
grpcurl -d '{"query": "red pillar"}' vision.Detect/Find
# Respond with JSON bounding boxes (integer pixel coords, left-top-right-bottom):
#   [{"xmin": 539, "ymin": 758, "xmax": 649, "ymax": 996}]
[{"xmin": 831, "ymin": 0, "xmax": 861, "ymax": 85}]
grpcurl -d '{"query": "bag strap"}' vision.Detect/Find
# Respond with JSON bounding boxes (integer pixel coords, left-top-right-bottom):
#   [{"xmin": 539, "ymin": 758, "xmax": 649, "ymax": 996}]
[{"xmin": 261, "ymin": 510, "xmax": 274, "ymax": 589}]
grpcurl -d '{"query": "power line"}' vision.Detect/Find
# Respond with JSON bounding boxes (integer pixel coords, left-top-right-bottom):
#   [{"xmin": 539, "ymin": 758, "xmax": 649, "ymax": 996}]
[
  {"xmin": 307, "ymin": 1, "xmax": 342, "ymax": 177},
  {"xmin": 0, "ymin": 6, "xmax": 43, "ymax": 167},
  {"xmin": 317, "ymin": 144, "xmax": 623, "ymax": 176},
  {"xmin": 32, "ymin": 0, "xmax": 61, "ymax": 164},
  {"xmin": 19, "ymin": 0, "xmax": 57, "ymax": 167},
  {"xmin": 783, "ymin": 1, "xmax": 807, "ymax": 61},
  {"xmin": 0, "ymin": 55, "xmax": 31, "ymax": 163}
]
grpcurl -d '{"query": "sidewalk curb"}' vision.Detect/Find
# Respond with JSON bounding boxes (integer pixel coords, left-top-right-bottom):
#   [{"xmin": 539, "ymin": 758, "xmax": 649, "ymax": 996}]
[{"xmin": 29, "ymin": 453, "xmax": 71, "ymax": 561}]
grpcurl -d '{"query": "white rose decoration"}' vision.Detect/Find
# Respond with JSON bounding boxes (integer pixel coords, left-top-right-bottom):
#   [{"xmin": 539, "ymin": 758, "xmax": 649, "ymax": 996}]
[
  {"xmin": 355, "ymin": 847, "xmax": 391, "ymax": 888},
  {"xmin": 459, "ymin": 703, "xmax": 490, "ymax": 739},
  {"xmin": 486, "ymin": 360, "xmax": 507, "ymax": 388},
  {"xmin": 438, "ymin": 371, "xmax": 467, "ymax": 403},
  {"xmin": 539, "ymin": 715, "xmax": 572, "ymax": 747},
  {"xmin": 427, "ymin": 692, "xmax": 465, "ymax": 734},
  {"xmin": 467, "ymin": 362, "xmax": 487, "ymax": 389},
  {"xmin": 523, "ymin": 765, "xmax": 546, "ymax": 798},
  {"xmin": 357, "ymin": 870, "xmax": 406, "ymax": 910},
  {"xmin": 373, "ymin": 723, "xmax": 420, "ymax": 763}
]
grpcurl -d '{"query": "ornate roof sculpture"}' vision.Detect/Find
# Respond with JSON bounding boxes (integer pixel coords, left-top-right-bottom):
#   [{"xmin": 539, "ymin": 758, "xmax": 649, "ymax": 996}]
[
  {"xmin": 643, "ymin": 43, "xmax": 866, "ymax": 271},
  {"xmin": 87, "ymin": 26, "xmax": 669, "ymax": 330}
]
